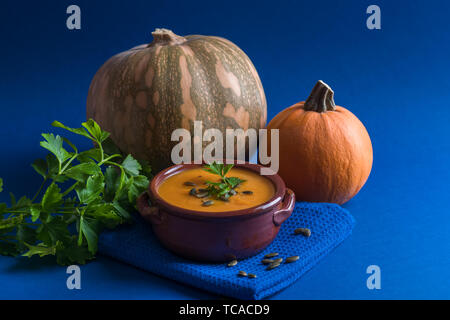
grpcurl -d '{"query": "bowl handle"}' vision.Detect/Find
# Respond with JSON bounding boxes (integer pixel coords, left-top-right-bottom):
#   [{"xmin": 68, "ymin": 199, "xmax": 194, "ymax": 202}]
[
  {"xmin": 136, "ymin": 191, "xmax": 164, "ymax": 225},
  {"xmin": 273, "ymin": 188, "xmax": 295, "ymax": 226}
]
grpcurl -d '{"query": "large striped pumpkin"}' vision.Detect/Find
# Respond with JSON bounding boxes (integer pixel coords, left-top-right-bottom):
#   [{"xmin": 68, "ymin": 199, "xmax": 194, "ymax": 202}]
[{"xmin": 87, "ymin": 28, "xmax": 267, "ymax": 172}]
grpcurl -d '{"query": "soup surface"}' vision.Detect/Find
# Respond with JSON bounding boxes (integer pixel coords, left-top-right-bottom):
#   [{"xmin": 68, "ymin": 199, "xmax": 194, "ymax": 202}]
[{"xmin": 157, "ymin": 167, "xmax": 275, "ymax": 212}]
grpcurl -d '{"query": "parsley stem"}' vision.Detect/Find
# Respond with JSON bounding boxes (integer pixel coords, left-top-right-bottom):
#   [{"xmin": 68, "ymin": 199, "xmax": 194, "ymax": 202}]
[
  {"xmin": 31, "ymin": 178, "xmax": 47, "ymax": 203},
  {"xmin": 62, "ymin": 181, "xmax": 79, "ymax": 197},
  {"xmin": 114, "ymin": 167, "xmax": 126, "ymax": 201},
  {"xmin": 98, "ymin": 141, "xmax": 104, "ymax": 163},
  {"xmin": 98, "ymin": 154, "xmax": 121, "ymax": 166},
  {"xmin": 5, "ymin": 209, "xmax": 76, "ymax": 215},
  {"xmin": 65, "ymin": 215, "xmax": 77, "ymax": 224},
  {"xmin": 5, "ymin": 210, "xmax": 29, "ymax": 214},
  {"xmin": 77, "ymin": 208, "xmax": 83, "ymax": 246},
  {"xmin": 60, "ymin": 153, "xmax": 78, "ymax": 174},
  {"xmin": 104, "ymin": 161, "xmax": 123, "ymax": 169}
]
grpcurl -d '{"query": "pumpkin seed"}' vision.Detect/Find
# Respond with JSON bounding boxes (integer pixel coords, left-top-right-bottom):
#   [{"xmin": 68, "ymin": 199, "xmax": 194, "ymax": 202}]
[
  {"xmin": 242, "ymin": 190, "xmax": 253, "ymax": 195},
  {"xmin": 196, "ymin": 192, "xmax": 209, "ymax": 198},
  {"xmin": 198, "ymin": 188, "xmax": 208, "ymax": 193},
  {"xmin": 202, "ymin": 200, "xmax": 214, "ymax": 206},
  {"xmin": 184, "ymin": 181, "xmax": 196, "ymax": 186},
  {"xmin": 266, "ymin": 262, "xmax": 281, "ymax": 270},
  {"xmin": 261, "ymin": 259, "xmax": 275, "ymax": 264},
  {"xmin": 264, "ymin": 252, "xmax": 279, "ymax": 258},
  {"xmin": 189, "ymin": 188, "xmax": 197, "ymax": 196},
  {"xmin": 248, "ymin": 273, "xmax": 257, "ymax": 279},
  {"xmin": 229, "ymin": 189, "xmax": 237, "ymax": 196},
  {"xmin": 285, "ymin": 256, "xmax": 299, "ymax": 263},
  {"xmin": 294, "ymin": 228, "xmax": 311, "ymax": 237},
  {"xmin": 227, "ymin": 259, "xmax": 238, "ymax": 267},
  {"xmin": 273, "ymin": 258, "xmax": 283, "ymax": 264},
  {"xmin": 238, "ymin": 270, "xmax": 247, "ymax": 277}
]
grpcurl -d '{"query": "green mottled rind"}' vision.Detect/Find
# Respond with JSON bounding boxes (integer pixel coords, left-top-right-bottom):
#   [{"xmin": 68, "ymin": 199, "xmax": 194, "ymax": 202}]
[{"xmin": 86, "ymin": 33, "xmax": 267, "ymax": 172}]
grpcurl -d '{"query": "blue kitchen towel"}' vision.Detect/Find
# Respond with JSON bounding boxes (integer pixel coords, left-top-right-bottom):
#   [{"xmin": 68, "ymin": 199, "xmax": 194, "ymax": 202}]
[{"xmin": 99, "ymin": 202, "xmax": 355, "ymax": 300}]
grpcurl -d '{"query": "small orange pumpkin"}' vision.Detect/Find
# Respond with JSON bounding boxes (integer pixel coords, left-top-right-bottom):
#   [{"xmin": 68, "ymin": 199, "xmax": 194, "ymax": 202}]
[{"xmin": 267, "ymin": 80, "xmax": 373, "ymax": 204}]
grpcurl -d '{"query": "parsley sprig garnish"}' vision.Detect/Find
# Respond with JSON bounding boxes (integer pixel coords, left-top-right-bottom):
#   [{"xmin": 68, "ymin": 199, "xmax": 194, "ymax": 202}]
[
  {"xmin": 0, "ymin": 119, "xmax": 151, "ymax": 265},
  {"xmin": 203, "ymin": 162, "xmax": 245, "ymax": 200}
]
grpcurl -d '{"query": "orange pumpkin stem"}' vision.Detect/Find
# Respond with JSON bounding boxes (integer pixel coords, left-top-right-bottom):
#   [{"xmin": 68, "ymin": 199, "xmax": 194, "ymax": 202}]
[
  {"xmin": 304, "ymin": 80, "xmax": 336, "ymax": 113},
  {"xmin": 150, "ymin": 28, "xmax": 186, "ymax": 46}
]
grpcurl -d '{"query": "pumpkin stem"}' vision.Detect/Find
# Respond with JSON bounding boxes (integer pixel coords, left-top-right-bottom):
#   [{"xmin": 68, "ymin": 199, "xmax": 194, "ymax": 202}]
[
  {"xmin": 303, "ymin": 80, "xmax": 336, "ymax": 113},
  {"xmin": 149, "ymin": 28, "xmax": 187, "ymax": 46}
]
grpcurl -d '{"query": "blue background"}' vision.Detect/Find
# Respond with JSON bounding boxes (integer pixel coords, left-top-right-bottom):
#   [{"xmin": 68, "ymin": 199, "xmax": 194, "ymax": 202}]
[{"xmin": 1, "ymin": 0, "xmax": 449, "ymax": 299}]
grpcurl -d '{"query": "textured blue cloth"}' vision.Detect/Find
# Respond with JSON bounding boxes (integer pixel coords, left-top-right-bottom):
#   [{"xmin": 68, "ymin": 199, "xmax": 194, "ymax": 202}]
[{"xmin": 99, "ymin": 202, "xmax": 355, "ymax": 300}]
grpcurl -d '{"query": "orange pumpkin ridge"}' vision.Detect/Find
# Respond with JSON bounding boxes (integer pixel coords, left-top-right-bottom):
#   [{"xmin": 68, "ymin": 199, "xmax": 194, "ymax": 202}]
[{"xmin": 267, "ymin": 80, "xmax": 373, "ymax": 205}]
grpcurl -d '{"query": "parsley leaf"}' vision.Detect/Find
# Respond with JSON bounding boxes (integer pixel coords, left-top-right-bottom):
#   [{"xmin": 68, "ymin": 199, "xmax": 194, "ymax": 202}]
[
  {"xmin": 41, "ymin": 183, "xmax": 63, "ymax": 212},
  {"xmin": 40, "ymin": 133, "xmax": 70, "ymax": 166},
  {"xmin": 77, "ymin": 148, "xmax": 102, "ymax": 163},
  {"xmin": 104, "ymin": 166, "xmax": 120, "ymax": 201},
  {"xmin": 22, "ymin": 242, "xmax": 57, "ymax": 258},
  {"xmin": 202, "ymin": 162, "xmax": 246, "ymax": 203},
  {"xmin": 79, "ymin": 215, "xmax": 98, "ymax": 254},
  {"xmin": 76, "ymin": 174, "xmax": 104, "ymax": 204},
  {"xmin": 226, "ymin": 177, "xmax": 243, "ymax": 188},
  {"xmin": 37, "ymin": 215, "xmax": 71, "ymax": 246},
  {"xmin": 122, "ymin": 154, "xmax": 141, "ymax": 177},
  {"xmin": 64, "ymin": 162, "xmax": 101, "ymax": 182},
  {"xmin": 55, "ymin": 238, "xmax": 94, "ymax": 265},
  {"xmin": 17, "ymin": 225, "xmax": 37, "ymax": 251},
  {"xmin": 82, "ymin": 119, "xmax": 110, "ymax": 143},
  {"xmin": 51, "ymin": 120, "xmax": 93, "ymax": 140},
  {"xmin": 127, "ymin": 175, "xmax": 150, "ymax": 204},
  {"xmin": 30, "ymin": 207, "xmax": 41, "ymax": 222},
  {"xmin": 31, "ymin": 159, "xmax": 48, "ymax": 178}
]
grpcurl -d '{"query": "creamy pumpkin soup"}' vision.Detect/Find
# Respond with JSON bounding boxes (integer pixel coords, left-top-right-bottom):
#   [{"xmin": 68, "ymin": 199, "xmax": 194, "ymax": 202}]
[{"xmin": 158, "ymin": 167, "xmax": 275, "ymax": 212}]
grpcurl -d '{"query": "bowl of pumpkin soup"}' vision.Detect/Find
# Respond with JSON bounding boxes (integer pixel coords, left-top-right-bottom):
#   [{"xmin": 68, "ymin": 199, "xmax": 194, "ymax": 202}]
[{"xmin": 137, "ymin": 162, "xmax": 295, "ymax": 262}]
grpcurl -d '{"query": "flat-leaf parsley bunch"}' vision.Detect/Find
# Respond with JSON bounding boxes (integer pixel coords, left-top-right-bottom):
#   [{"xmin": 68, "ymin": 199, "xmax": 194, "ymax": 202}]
[{"xmin": 0, "ymin": 119, "xmax": 151, "ymax": 265}]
